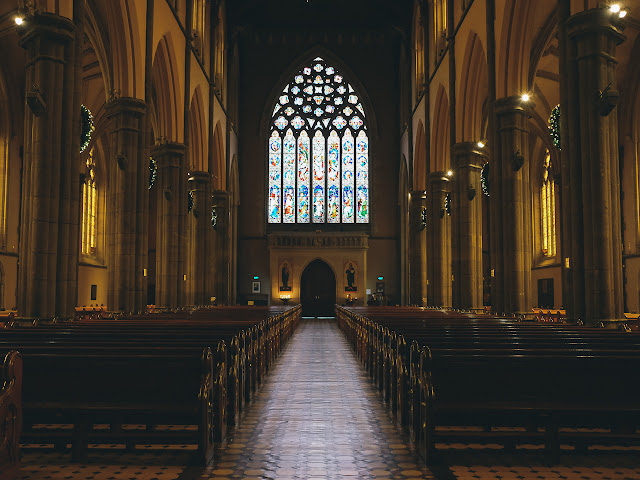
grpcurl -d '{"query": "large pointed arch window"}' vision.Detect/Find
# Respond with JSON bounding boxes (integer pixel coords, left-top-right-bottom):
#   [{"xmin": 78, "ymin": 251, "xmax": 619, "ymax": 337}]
[{"xmin": 268, "ymin": 57, "xmax": 369, "ymax": 224}]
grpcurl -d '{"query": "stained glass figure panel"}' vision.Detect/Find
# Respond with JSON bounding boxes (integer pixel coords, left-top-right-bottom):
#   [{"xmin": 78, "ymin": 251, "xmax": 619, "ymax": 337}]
[
  {"xmin": 356, "ymin": 131, "xmax": 369, "ymax": 223},
  {"xmin": 342, "ymin": 130, "xmax": 355, "ymax": 223},
  {"xmin": 312, "ymin": 131, "xmax": 325, "ymax": 223},
  {"xmin": 327, "ymin": 131, "xmax": 341, "ymax": 223},
  {"xmin": 297, "ymin": 131, "xmax": 311, "ymax": 223},
  {"xmin": 268, "ymin": 131, "xmax": 282, "ymax": 223},
  {"xmin": 283, "ymin": 130, "xmax": 296, "ymax": 223}
]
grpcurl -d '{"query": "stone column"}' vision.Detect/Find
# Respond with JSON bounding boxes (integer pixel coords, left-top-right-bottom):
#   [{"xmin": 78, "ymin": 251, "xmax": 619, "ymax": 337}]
[
  {"xmin": 409, "ymin": 190, "xmax": 428, "ymax": 306},
  {"xmin": 151, "ymin": 142, "xmax": 187, "ymax": 308},
  {"xmin": 452, "ymin": 143, "xmax": 486, "ymax": 309},
  {"xmin": 17, "ymin": 14, "xmax": 78, "ymax": 319},
  {"xmin": 106, "ymin": 98, "xmax": 148, "ymax": 313},
  {"xmin": 491, "ymin": 96, "xmax": 533, "ymax": 315},
  {"xmin": 212, "ymin": 190, "xmax": 230, "ymax": 305},
  {"xmin": 567, "ymin": 8, "xmax": 625, "ymax": 324},
  {"xmin": 188, "ymin": 171, "xmax": 212, "ymax": 306},
  {"xmin": 427, "ymin": 173, "xmax": 451, "ymax": 307}
]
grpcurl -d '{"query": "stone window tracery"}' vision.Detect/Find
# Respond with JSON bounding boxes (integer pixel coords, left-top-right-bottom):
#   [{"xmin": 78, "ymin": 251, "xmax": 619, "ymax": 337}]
[{"xmin": 541, "ymin": 149, "xmax": 556, "ymax": 257}]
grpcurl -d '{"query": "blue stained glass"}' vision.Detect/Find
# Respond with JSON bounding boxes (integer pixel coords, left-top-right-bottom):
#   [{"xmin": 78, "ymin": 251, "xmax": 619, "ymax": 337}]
[
  {"xmin": 357, "ymin": 185, "xmax": 368, "ymax": 222},
  {"xmin": 291, "ymin": 116, "xmax": 305, "ymax": 129},
  {"xmin": 269, "ymin": 185, "xmax": 281, "ymax": 222},
  {"xmin": 297, "ymin": 132, "xmax": 310, "ymax": 223},
  {"xmin": 332, "ymin": 116, "xmax": 347, "ymax": 129},
  {"xmin": 313, "ymin": 184, "xmax": 324, "ymax": 222},
  {"xmin": 269, "ymin": 58, "xmax": 370, "ymax": 224},
  {"xmin": 349, "ymin": 116, "xmax": 363, "ymax": 129},
  {"xmin": 356, "ymin": 131, "xmax": 369, "ymax": 223},
  {"xmin": 328, "ymin": 185, "xmax": 340, "ymax": 223},
  {"xmin": 342, "ymin": 185, "xmax": 354, "ymax": 222},
  {"xmin": 275, "ymin": 116, "xmax": 287, "ymax": 130},
  {"xmin": 269, "ymin": 131, "xmax": 282, "ymax": 223}
]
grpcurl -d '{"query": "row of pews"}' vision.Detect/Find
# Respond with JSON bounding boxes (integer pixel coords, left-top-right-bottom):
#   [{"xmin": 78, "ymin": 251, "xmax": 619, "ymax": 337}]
[
  {"xmin": 0, "ymin": 305, "xmax": 301, "ymax": 473},
  {"xmin": 336, "ymin": 306, "xmax": 640, "ymax": 462}
]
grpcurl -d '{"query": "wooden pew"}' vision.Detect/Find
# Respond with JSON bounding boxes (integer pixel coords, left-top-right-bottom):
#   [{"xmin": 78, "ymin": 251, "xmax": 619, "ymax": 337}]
[
  {"xmin": 336, "ymin": 305, "xmax": 640, "ymax": 461},
  {"xmin": 0, "ymin": 305, "xmax": 301, "ymax": 464},
  {"xmin": 0, "ymin": 351, "xmax": 22, "ymax": 480}
]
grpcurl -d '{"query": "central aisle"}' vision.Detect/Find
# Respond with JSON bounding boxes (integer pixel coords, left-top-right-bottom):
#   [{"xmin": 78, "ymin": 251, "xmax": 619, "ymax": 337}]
[{"xmin": 203, "ymin": 319, "xmax": 435, "ymax": 480}]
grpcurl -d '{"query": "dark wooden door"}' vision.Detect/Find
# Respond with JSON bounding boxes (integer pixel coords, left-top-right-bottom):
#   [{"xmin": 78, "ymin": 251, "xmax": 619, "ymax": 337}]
[{"xmin": 300, "ymin": 259, "xmax": 336, "ymax": 317}]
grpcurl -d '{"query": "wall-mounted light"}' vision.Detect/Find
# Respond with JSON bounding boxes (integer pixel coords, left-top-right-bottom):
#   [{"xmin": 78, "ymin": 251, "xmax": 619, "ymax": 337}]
[
  {"xmin": 477, "ymin": 141, "xmax": 485, "ymax": 149},
  {"xmin": 446, "ymin": 170, "xmax": 453, "ymax": 177},
  {"xmin": 15, "ymin": 16, "xmax": 24, "ymax": 25},
  {"xmin": 521, "ymin": 93, "xmax": 531, "ymax": 102},
  {"xmin": 511, "ymin": 150, "xmax": 525, "ymax": 171},
  {"xmin": 467, "ymin": 184, "xmax": 476, "ymax": 201}
]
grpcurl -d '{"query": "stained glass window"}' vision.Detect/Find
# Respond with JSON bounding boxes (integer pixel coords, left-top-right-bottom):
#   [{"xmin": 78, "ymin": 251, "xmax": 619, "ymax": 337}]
[
  {"xmin": 541, "ymin": 149, "xmax": 556, "ymax": 257},
  {"xmin": 268, "ymin": 57, "xmax": 369, "ymax": 225},
  {"xmin": 82, "ymin": 149, "xmax": 97, "ymax": 256}
]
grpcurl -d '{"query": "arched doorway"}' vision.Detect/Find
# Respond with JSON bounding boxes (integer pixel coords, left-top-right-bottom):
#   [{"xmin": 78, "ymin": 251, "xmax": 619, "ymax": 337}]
[{"xmin": 300, "ymin": 259, "xmax": 336, "ymax": 317}]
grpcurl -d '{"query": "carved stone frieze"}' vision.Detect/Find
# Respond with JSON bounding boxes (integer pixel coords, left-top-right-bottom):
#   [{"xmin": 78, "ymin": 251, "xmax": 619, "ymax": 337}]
[{"xmin": 268, "ymin": 233, "xmax": 369, "ymax": 249}]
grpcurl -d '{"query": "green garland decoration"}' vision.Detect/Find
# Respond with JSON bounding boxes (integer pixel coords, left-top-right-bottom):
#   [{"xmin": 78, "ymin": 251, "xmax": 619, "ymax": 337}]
[
  {"xmin": 80, "ymin": 105, "xmax": 95, "ymax": 153},
  {"xmin": 548, "ymin": 104, "xmax": 561, "ymax": 150},
  {"xmin": 481, "ymin": 163, "xmax": 490, "ymax": 197},
  {"xmin": 444, "ymin": 193, "xmax": 451, "ymax": 216},
  {"xmin": 211, "ymin": 206, "xmax": 218, "ymax": 230},
  {"xmin": 148, "ymin": 157, "xmax": 157, "ymax": 190},
  {"xmin": 188, "ymin": 190, "xmax": 194, "ymax": 213}
]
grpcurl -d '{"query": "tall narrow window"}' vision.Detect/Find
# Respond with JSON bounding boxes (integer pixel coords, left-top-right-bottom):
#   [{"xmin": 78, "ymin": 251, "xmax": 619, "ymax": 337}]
[
  {"xmin": 82, "ymin": 149, "xmax": 97, "ymax": 256},
  {"xmin": 267, "ymin": 57, "xmax": 370, "ymax": 225},
  {"xmin": 433, "ymin": 0, "xmax": 448, "ymax": 59},
  {"xmin": 541, "ymin": 149, "xmax": 556, "ymax": 257},
  {"xmin": 192, "ymin": 0, "xmax": 205, "ymax": 57}
]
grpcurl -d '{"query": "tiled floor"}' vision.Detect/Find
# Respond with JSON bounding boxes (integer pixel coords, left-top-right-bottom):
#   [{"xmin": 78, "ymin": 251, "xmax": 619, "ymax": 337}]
[{"xmin": 17, "ymin": 319, "xmax": 640, "ymax": 480}]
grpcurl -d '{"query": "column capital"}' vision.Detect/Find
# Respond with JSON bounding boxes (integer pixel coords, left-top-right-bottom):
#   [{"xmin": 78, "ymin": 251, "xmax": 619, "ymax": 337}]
[
  {"xmin": 453, "ymin": 142, "xmax": 487, "ymax": 169},
  {"xmin": 18, "ymin": 13, "xmax": 74, "ymax": 48},
  {"xmin": 188, "ymin": 170, "xmax": 212, "ymax": 185},
  {"xmin": 428, "ymin": 171, "xmax": 451, "ymax": 189},
  {"xmin": 150, "ymin": 142, "xmax": 186, "ymax": 166},
  {"xmin": 212, "ymin": 190, "xmax": 230, "ymax": 206},
  {"xmin": 568, "ymin": 8, "xmax": 626, "ymax": 46},
  {"xmin": 106, "ymin": 97, "xmax": 147, "ymax": 118},
  {"xmin": 495, "ymin": 96, "xmax": 535, "ymax": 117}
]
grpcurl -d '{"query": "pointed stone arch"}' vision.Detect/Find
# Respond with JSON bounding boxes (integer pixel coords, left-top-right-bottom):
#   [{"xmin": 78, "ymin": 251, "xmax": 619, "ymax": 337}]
[
  {"xmin": 459, "ymin": 31, "xmax": 488, "ymax": 142},
  {"xmin": 211, "ymin": 122, "xmax": 225, "ymax": 189},
  {"xmin": 496, "ymin": 0, "xmax": 530, "ymax": 97},
  {"xmin": 104, "ymin": 0, "xmax": 145, "ymax": 99},
  {"xmin": 189, "ymin": 86, "xmax": 207, "ymax": 172},
  {"xmin": 414, "ymin": 120, "xmax": 426, "ymax": 190},
  {"xmin": 151, "ymin": 33, "xmax": 181, "ymax": 142},
  {"xmin": 431, "ymin": 85, "xmax": 450, "ymax": 173}
]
